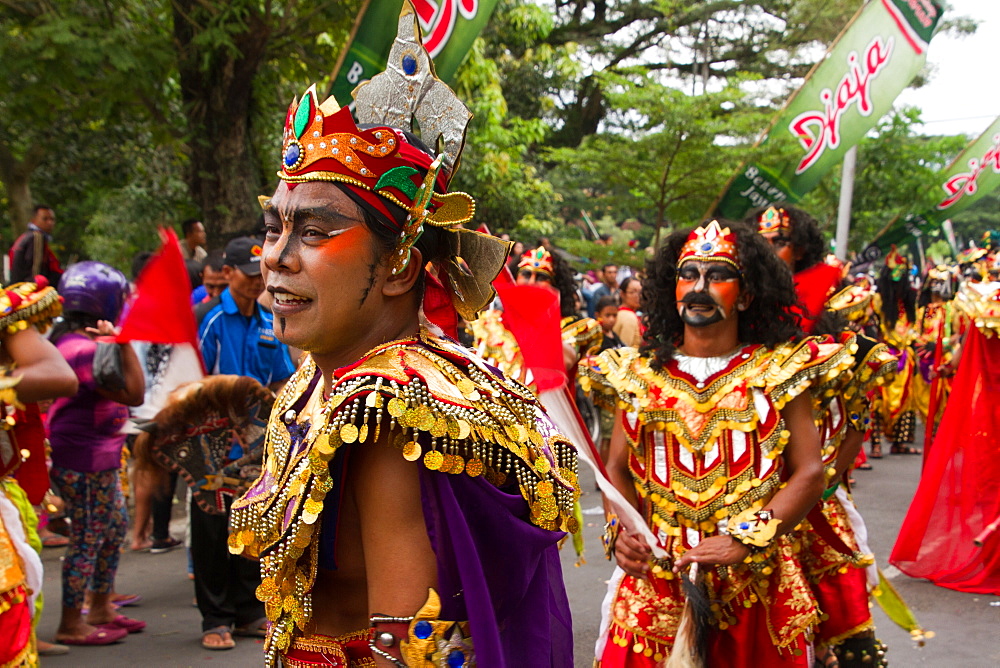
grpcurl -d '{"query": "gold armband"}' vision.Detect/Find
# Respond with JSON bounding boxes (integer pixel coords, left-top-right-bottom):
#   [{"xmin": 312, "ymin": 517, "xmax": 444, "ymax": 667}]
[
  {"xmin": 369, "ymin": 588, "xmax": 473, "ymax": 667},
  {"xmin": 726, "ymin": 507, "xmax": 781, "ymax": 552}
]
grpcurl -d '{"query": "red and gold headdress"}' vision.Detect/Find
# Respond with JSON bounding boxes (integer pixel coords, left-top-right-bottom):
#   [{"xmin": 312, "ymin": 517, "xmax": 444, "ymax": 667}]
[
  {"xmin": 756, "ymin": 206, "xmax": 791, "ymax": 236},
  {"xmin": 269, "ymin": 2, "xmax": 510, "ymax": 320},
  {"xmin": 678, "ymin": 221, "xmax": 740, "ymax": 271},
  {"xmin": 517, "ymin": 247, "xmax": 554, "ymax": 277}
]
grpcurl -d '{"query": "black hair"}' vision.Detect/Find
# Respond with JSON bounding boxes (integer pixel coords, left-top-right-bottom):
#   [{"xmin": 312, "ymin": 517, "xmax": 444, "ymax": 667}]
[
  {"xmin": 876, "ymin": 264, "xmax": 916, "ymax": 328},
  {"xmin": 550, "ymin": 251, "xmax": 580, "ymax": 318},
  {"xmin": 595, "ymin": 295, "xmax": 618, "ymax": 313},
  {"xmin": 32, "ymin": 204, "xmax": 52, "ymax": 215},
  {"xmin": 131, "ymin": 251, "xmax": 154, "ymax": 281},
  {"xmin": 744, "ymin": 204, "xmax": 827, "ymax": 273},
  {"xmin": 184, "ymin": 258, "xmax": 205, "ymax": 289},
  {"xmin": 619, "ymin": 275, "xmax": 640, "ymax": 293},
  {"xmin": 50, "ymin": 311, "xmax": 100, "ymax": 345},
  {"xmin": 602, "ymin": 263, "xmax": 618, "ymax": 272},
  {"xmin": 204, "ymin": 249, "xmax": 225, "ymax": 273},
  {"xmin": 181, "ymin": 218, "xmax": 202, "ymax": 237},
  {"xmin": 640, "ymin": 221, "xmax": 803, "ymax": 369}
]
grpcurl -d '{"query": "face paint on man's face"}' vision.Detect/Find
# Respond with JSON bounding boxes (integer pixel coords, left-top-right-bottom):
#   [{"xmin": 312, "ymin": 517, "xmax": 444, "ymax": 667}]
[
  {"xmin": 761, "ymin": 232, "xmax": 795, "ymax": 270},
  {"xmin": 675, "ymin": 260, "xmax": 742, "ymax": 328}
]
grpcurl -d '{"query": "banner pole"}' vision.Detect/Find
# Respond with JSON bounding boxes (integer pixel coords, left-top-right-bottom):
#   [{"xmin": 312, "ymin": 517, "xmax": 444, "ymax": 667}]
[
  {"xmin": 835, "ymin": 145, "xmax": 858, "ymax": 260},
  {"xmin": 328, "ymin": 0, "xmax": 374, "ymax": 89}
]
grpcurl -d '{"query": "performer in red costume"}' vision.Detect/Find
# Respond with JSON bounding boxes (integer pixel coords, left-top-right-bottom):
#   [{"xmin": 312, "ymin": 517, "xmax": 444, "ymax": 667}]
[
  {"xmin": 890, "ymin": 281, "xmax": 1000, "ymax": 594},
  {"xmin": 752, "ymin": 206, "xmax": 894, "ymax": 667},
  {"xmin": 582, "ymin": 220, "xmax": 843, "ymax": 667}
]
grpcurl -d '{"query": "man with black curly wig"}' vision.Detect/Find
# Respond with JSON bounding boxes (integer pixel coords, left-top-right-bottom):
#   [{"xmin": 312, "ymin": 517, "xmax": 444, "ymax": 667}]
[{"xmin": 581, "ymin": 220, "xmax": 847, "ymax": 667}]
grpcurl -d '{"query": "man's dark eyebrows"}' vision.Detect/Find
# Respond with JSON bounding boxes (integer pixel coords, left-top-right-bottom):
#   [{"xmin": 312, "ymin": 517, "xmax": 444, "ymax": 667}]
[
  {"xmin": 707, "ymin": 265, "xmax": 739, "ymax": 278},
  {"xmin": 292, "ymin": 206, "xmax": 361, "ymax": 225}
]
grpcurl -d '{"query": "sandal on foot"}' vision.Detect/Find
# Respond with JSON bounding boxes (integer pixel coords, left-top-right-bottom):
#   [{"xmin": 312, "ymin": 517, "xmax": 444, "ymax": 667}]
[
  {"xmin": 98, "ymin": 615, "xmax": 146, "ymax": 633},
  {"xmin": 42, "ymin": 534, "xmax": 69, "ymax": 548},
  {"xmin": 234, "ymin": 616, "xmax": 268, "ymax": 638},
  {"xmin": 202, "ymin": 626, "xmax": 235, "ymax": 650},
  {"xmin": 890, "ymin": 444, "xmax": 922, "ymax": 454},
  {"xmin": 37, "ymin": 641, "xmax": 70, "ymax": 656},
  {"xmin": 111, "ymin": 593, "xmax": 143, "ymax": 607},
  {"xmin": 56, "ymin": 627, "xmax": 128, "ymax": 646}
]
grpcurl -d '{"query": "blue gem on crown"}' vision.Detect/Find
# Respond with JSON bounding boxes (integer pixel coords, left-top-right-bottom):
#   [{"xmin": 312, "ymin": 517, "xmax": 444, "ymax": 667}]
[{"xmin": 283, "ymin": 141, "xmax": 302, "ymax": 169}]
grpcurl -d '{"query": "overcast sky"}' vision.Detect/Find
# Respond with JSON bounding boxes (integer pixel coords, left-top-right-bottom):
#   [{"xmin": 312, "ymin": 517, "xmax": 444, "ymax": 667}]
[{"xmin": 894, "ymin": 0, "xmax": 1000, "ymax": 138}]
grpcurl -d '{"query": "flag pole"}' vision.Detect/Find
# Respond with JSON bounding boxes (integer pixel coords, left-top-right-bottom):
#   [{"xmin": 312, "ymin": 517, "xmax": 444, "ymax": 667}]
[
  {"xmin": 328, "ymin": 0, "xmax": 374, "ymax": 89},
  {"xmin": 835, "ymin": 145, "xmax": 858, "ymax": 260}
]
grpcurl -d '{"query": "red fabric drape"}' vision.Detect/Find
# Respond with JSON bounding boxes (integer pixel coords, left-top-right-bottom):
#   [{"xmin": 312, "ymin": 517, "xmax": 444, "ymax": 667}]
[
  {"xmin": 11, "ymin": 403, "xmax": 48, "ymax": 504},
  {"xmin": 793, "ymin": 263, "xmax": 842, "ymax": 334},
  {"xmin": 495, "ymin": 284, "xmax": 566, "ymax": 391},
  {"xmin": 889, "ymin": 326, "xmax": 1000, "ymax": 593}
]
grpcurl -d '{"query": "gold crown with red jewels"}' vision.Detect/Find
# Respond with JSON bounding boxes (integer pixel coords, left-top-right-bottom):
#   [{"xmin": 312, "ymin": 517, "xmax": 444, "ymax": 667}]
[
  {"xmin": 885, "ymin": 246, "xmax": 908, "ymax": 269},
  {"xmin": 678, "ymin": 221, "xmax": 740, "ymax": 270},
  {"xmin": 756, "ymin": 206, "xmax": 791, "ymax": 235},
  {"xmin": 517, "ymin": 246, "xmax": 554, "ymax": 276}
]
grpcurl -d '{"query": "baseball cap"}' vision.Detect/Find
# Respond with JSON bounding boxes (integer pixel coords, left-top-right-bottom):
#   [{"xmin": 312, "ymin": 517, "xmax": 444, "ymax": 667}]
[{"xmin": 224, "ymin": 237, "xmax": 263, "ymax": 276}]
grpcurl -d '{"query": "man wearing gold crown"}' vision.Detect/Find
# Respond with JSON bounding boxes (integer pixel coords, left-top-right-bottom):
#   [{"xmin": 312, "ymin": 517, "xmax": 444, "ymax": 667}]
[
  {"xmin": 228, "ymin": 5, "xmax": 577, "ymax": 667},
  {"xmin": 752, "ymin": 206, "xmax": 894, "ymax": 667},
  {"xmin": 580, "ymin": 220, "xmax": 846, "ymax": 667}
]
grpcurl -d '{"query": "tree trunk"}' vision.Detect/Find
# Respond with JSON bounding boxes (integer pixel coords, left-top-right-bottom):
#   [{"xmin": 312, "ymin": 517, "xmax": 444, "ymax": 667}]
[
  {"xmin": 173, "ymin": 2, "xmax": 272, "ymax": 247},
  {"xmin": 0, "ymin": 143, "xmax": 37, "ymax": 236}
]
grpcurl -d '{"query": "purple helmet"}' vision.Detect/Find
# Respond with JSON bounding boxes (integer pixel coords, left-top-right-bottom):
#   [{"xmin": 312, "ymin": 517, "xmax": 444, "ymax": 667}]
[{"xmin": 58, "ymin": 261, "xmax": 131, "ymax": 323}]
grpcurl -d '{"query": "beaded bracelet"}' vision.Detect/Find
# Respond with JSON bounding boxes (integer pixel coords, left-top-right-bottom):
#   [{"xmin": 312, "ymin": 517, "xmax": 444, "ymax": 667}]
[{"xmin": 602, "ymin": 514, "xmax": 621, "ymax": 560}]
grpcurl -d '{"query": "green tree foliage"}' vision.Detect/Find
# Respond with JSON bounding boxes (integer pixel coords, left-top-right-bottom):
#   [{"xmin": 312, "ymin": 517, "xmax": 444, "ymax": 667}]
[
  {"xmin": 798, "ymin": 108, "xmax": 968, "ymax": 252},
  {"xmin": 489, "ymin": 0, "xmax": 859, "ymax": 148},
  {"xmin": 545, "ymin": 71, "xmax": 772, "ymax": 243}
]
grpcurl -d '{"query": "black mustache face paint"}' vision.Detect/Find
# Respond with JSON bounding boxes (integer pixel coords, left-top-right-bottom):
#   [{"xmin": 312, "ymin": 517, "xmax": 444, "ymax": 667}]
[{"xmin": 680, "ymin": 292, "xmax": 717, "ymax": 307}]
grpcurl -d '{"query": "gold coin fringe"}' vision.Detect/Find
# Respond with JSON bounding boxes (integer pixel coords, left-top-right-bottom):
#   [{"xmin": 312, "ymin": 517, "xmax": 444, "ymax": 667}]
[{"xmin": 230, "ymin": 334, "xmax": 579, "ymax": 667}]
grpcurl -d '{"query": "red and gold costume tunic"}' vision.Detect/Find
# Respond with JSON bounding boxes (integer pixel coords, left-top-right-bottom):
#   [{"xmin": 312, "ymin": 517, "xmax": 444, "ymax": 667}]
[
  {"xmin": 580, "ymin": 337, "xmax": 853, "ymax": 667},
  {"xmin": 792, "ymin": 271, "xmax": 895, "ymax": 650},
  {"xmin": 911, "ymin": 301, "xmax": 957, "ymax": 424},
  {"xmin": 0, "ymin": 280, "xmax": 62, "ymax": 668}
]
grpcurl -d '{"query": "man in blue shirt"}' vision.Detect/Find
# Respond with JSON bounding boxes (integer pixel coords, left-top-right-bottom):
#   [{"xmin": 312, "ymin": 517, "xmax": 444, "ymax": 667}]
[
  {"xmin": 198, "ymin": 237, "xmax": 295, "ymax": 388},
  {"xmin": 193, "ymin": 236, "xmax": 296, "ymax": 650}
]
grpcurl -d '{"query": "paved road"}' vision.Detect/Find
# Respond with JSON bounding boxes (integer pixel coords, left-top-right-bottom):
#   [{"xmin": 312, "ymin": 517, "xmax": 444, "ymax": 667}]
[{"xmin": 35, "ymin": 432, "xmax": 1000, "ymax": 666}]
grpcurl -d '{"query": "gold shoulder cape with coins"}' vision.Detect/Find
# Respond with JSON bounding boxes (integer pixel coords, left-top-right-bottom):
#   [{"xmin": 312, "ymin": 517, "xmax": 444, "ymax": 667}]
[{"xmin": 230, "ymin": 328, "xmax": 579, "ymax": 661}]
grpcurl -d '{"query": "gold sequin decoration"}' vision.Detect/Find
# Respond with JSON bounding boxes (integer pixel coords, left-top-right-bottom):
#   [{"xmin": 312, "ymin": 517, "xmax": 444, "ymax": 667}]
[
  {"xmin": 340, "ymin": 424, "xmax": 359, "ymax": 444},
  {"xmin": 402, "ymin": 441, "xmax": 422, "ymax": 461},
  {"xmin": 466, "ymin": 459, "xmax": 483, "ymax": 477},
  {"xmin": 358, "ymin": 424, "xmax": 369, "ymax": 443},
  {"xmin": 424, "ymin": 450, "xmax": 444, "ymax": 470},
  {"xmin": 387, "ymin": 397, "xmax": 406, "ymax": 417}
]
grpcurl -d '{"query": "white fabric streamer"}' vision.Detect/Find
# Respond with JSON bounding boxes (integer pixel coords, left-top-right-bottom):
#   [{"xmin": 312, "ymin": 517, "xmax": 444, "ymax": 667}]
[
  {"xmin": 538, "ymin": 387, "xmax": 666, "ymax": 558},
  {"xmin": 835, "ymin": 485, "xmax": 879, "ymax": 587}
]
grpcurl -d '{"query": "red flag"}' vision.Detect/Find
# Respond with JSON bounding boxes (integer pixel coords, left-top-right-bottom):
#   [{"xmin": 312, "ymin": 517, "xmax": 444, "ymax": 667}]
[
  {"xmin": 495, "ymin": 284, "xmax": 566, "ymax": 391},
  {"xmin": 116, "ymin": 229, "xmax": 201, "ymax": 354}
]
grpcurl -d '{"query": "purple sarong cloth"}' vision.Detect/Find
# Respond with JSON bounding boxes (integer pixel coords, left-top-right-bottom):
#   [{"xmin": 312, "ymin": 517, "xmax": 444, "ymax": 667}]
[{"xmin": 420, "ymin": 467, "xmax": 574, "ymax": 667}]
